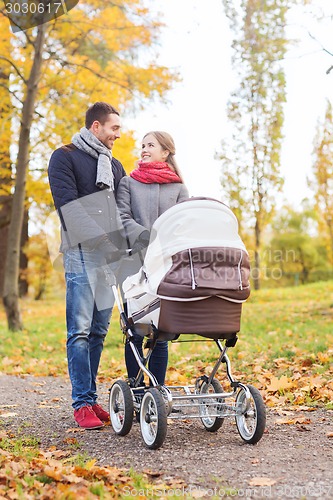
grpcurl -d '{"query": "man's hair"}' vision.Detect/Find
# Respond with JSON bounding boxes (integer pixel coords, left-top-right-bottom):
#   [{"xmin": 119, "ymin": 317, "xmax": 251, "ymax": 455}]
[{"xmin": 85, "ymin": 102, "xmax": 119, "ymax": 129}]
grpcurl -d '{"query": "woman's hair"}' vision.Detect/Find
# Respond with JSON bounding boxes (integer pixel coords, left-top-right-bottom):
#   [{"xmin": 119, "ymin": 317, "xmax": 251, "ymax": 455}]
[{"xmin": 143, "ymin": 131, "xmax": 184, "ymax": 183}]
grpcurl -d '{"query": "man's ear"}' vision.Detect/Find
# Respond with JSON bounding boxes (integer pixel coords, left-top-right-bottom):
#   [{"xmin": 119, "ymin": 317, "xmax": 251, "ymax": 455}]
[{"xmin": 90, "ymin": 121, "xmax": 100, "ymax": 134}]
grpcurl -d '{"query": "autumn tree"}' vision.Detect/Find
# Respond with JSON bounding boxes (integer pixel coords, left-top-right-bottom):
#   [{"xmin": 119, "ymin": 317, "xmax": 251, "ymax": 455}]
[
  {"xmin": 266, "ymin": 204, "xmax": 327, "ymax": 285},
  {"xmin": 219, "ymin": 0, "xmax": 292, "ymax": 290},
  {"xmin": 0, "ymin": 21, "xmax": 13, "ymax": 295},
  {"xmin": 309, "ymin": 99, "xmax": 333, "ymax": 266},
  {"xmin": 1, "ymin": 1, "xmax": 176, "ymax": 330}
]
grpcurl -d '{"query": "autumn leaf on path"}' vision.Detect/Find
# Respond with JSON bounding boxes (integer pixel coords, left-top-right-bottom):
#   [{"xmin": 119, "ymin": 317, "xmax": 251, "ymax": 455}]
[
  {"xmin": 292, "ymin": 406, "xmax": 317, "ymax": 412},
  {"xmin": 275, "ymin": 417, "xmax": 312, "ymax": 425},
  {"xmin": 38, "ymin": 400, "xmax": 60, "ymax": 409},
  {"xmin": 266, "ymin": 375, "xmax": 294, "ymax": 393},
  {"xmin": 296, "ymin": 425, "xmax": 311, "ymax": 432},
  {"xmin": 264, "ymin": 394, "xmax": 288, "ymax": 407},
  {"xmin": 65, "ymin": 427, "xmax": 85, "ymax": 434},
  {"xmin": 249, "ymin": 477, "xmax": 277, "ymax": 486},
  {"xmin": 63, "ymin": 438, "xmax": 79, "ymax": 446},
  {"xmin": 143, "ymin": 469, "xmax": 163, "ymax": 478}
]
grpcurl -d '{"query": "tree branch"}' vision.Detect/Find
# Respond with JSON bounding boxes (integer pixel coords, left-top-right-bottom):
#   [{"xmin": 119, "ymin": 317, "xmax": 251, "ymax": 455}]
[
  {"xmin": 0, "ymin": 82, "xmax": 24, "ymax": 105},
  {"xmin": 308, "ymin": 31, "xmax": 333, "ymax": 74},
  {"xmin": 0, "ymin": 56, "xmax": 27, "ymax": 83}
]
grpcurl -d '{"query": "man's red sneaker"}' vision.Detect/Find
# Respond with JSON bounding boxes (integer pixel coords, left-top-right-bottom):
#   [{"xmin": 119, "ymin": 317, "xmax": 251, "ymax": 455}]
[
  {"xmin": 74, "ymin": 405, "xmax": 104, "ymax": 429},
  {"xmin": 92, "ymin": 404, "xmax": 110, "ymax": 422}
]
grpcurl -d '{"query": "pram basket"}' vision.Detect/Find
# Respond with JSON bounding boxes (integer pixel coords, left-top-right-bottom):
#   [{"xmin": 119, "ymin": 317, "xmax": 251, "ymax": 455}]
[{"xmin": 108, "ymin": 198, "xmax": 266, "ymax": 449}]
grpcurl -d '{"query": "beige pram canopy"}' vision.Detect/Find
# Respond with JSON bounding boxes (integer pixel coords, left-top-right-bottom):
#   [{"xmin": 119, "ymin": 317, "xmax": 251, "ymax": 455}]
[{"xmin": 123, "ymin": 197, "xmax": 250, "ymax": 338}]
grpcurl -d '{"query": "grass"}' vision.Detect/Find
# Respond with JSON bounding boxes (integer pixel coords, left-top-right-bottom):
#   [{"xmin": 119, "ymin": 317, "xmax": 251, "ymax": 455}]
[
  {"xmin": 0, "ymin": 298, "xmax": 123, "ymax": 378},
  {"xmin": 0, "ymin": 280, "xmax": 333, "ymax": 392},
  {"xmin": 0, "ymin": 434, "xmax": 40, "ymax": 460},
  {"xmin": 238, "ymin": 281, "xmax": 333, "ymax": 371},
  {"xmin": 166, "ymin": 281, "xmax": 333, "ymax": 383}
]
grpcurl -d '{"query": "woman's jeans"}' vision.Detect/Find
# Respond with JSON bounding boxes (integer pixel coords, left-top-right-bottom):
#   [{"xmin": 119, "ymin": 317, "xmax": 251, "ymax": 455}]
[
  {"xmin": 117, "ymin": 254, "xmax": 168, "ymax": 387},
  {"xmin": 64, "ymin": 248, "xmax": 115, "ymax": 410},
  {"xmin": 125, "ymin": 333, "xmax": 168, "ymax": 387}
]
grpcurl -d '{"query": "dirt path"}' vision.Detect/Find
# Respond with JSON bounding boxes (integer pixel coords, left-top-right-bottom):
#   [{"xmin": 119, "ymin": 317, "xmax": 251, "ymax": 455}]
[{"xmin": 1, "ymin": 374, "xmax": 332, "ymax": 499}]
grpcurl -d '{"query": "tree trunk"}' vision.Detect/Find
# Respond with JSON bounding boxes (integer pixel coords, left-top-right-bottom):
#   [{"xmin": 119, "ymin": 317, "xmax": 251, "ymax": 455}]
[
  {"xmin": 0, "ymin": 204, "xmax": 10, "ymax": 296},
  {"xmin": 0, "ymin": 63, "xmax": 12, "ymax": 296},
  {"xmin": 327, "ymin": 217, "xmax": 333, "ymax": 268},
  {"xmin": 19, "ymin": 210, "xmax": 29, "ymax": 297},
  {"xmin": 253, "ymin": 218, "xmax": 261, "ymax": 290},
  {"xmin": 1, "ymin": 206, "xmax": 30, "ymax": 298},
  {"xmin": 0, "ymin": 227, "xmax": 8, "ymax": 295},
  {"xmin": 3, "ymin": 25, "xmax": 46, "ymax": 331}
]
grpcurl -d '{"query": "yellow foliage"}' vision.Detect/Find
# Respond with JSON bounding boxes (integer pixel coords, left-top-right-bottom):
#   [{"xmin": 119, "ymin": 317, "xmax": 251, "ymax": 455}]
[
  {"xmin": 112, "ymin": 132, "xmax": 137, "ymax": 174},
  {"xmin": 0, "ymin": 0, "xmax": 178, "ymax": 291},
  {"xmin": 0, "ymin": 0, "xmax": 177, "ymax": 193},
  {"xmin": 0, "ymin": 16, "xmax": 12, "ymax": 194}
]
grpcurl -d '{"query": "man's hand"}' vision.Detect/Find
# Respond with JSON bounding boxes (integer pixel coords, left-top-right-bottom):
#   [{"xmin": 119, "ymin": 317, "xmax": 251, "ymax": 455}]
[{"xmin": 97, "ymin": 235, "xmax": 124, "ymax": 263}]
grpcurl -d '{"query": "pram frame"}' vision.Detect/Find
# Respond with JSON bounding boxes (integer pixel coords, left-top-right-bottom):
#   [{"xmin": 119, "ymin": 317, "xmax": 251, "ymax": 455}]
[{"xmin": 108, "ymin": 278, "xmax": 266, "ymax": 450}]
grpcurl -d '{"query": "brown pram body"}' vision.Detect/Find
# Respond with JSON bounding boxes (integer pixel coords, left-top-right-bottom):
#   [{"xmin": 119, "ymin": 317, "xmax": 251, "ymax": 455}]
[{"xmin": 108, "ymin": 198, "xmax": 265, "ymax": 449}]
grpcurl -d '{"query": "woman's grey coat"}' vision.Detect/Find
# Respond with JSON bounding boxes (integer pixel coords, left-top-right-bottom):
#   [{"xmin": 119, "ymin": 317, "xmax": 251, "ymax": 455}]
[{"xmin": 116, "ymin": 177, "xmax": 189, "ymax": 246}]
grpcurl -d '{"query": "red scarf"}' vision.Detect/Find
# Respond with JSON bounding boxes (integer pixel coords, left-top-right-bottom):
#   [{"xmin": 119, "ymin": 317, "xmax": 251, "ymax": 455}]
[{"xmin": 130, "ymin": 161, "xmax": 181, "ymax": 184}]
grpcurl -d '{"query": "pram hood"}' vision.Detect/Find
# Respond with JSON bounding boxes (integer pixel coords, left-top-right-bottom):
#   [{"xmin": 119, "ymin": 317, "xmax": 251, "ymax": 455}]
[{"xmin": 123, "ymin": 197, "xmax": 250, "ymax": 303}]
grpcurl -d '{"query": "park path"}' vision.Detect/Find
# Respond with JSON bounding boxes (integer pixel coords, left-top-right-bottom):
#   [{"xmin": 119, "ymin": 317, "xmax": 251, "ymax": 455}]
[{"xmin": 1, "ymin": 374, "xmax": 333, "ymax": 499}]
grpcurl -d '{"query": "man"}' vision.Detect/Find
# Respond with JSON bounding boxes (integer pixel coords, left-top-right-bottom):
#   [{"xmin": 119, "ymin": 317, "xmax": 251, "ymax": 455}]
[{"xmin": 48, "ymin": 102, "xmax": 127, "ymax": 429}]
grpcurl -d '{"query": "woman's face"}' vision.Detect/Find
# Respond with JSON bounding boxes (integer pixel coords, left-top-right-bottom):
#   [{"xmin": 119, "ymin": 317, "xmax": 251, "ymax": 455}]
[{"xmin": 141, "ymin": 134, "xmax": 168, "ymax": 163}]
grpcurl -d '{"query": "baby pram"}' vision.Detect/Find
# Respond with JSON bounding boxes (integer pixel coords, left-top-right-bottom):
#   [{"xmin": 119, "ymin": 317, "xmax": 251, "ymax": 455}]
[{"xmin": 108, "ymin": 197, "xmax": 266, "ymax": 449}]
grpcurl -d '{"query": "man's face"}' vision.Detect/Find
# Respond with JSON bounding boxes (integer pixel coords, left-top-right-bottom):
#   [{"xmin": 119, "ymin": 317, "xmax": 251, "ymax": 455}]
[{"xmin": 91, "ymin": 113, "xmax": 121, "ymax": 150}]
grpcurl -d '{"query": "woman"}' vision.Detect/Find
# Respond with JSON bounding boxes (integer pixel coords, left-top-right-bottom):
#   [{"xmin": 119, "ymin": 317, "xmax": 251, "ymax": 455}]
[{"xmin": 116, "ymin": 131, "xmax": 189, "ymax": 386}]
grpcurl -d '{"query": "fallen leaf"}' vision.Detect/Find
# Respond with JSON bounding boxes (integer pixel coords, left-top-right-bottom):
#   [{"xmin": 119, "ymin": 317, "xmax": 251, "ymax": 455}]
[
  {"xmin": 85, "ymin": 459, "xmax": 97, "ymax": 469},
  {"xmin": 296, "ymin": 425, "xmax": 311, "ymax": 432},
  {"xmin": 63, "ymin": 438, "xmax": 78, "ymax": 445},
  {"xmin": 50, "ymin": 450, "xmax": 71, "ymax": 459},
  {"xmin": 293, "ymin": 406, "xmax": 317, "ymax": 412},
  {"xmin": 275, "ymin": 417, "xmax": 311, "ymax": 425},
  {"xmin": 301, "ymin": 358, "xmax": 313, "ymax": 367},
  {"xmin": 143, "ymin": 469, "xmax": 162, "ymax": 478},
  {"xmin": 266, "ymin": 375, "xmax": 294, "ymax": 393},
  {"xmin": 249, "ymin": 477, "xmax": 277, "ymax": 487},
  {"xmin": 191, "ymin": 489, "xmax": 208, "ymax": 498}
]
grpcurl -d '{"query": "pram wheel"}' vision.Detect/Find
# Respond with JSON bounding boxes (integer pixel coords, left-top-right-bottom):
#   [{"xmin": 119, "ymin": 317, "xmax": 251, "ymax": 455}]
[
  {"xmin": 109, "ymin": 380, "xmax": 134, "ymax": 436},
  {"xmin": 159, "ymin": 385, "xmax": 173, "ymax": 416},
  {"xmin": 198, "ymin": 378, "xmax": 224, "ymax": 432},
  {"xmin": 140, "ymin": 388, "xmax": 167, "ymax": 449},
  {"xmin": 235, "ymin": 384, "xmax": 266, "ymax": 444}
]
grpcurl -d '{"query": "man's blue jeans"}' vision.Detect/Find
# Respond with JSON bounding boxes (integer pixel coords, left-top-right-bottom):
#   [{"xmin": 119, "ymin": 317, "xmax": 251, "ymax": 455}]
[{"xmin": 64, "ymin": 248, "xmax": 114, "ymax": 410}]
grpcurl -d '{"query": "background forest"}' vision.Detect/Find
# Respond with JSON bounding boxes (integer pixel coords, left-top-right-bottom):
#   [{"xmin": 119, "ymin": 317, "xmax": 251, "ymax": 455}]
[{"xmin": 0, "ymin": 0, "xmax": 333, "ymax": 331}]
